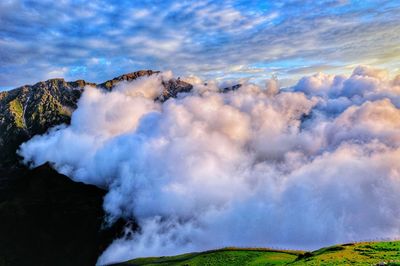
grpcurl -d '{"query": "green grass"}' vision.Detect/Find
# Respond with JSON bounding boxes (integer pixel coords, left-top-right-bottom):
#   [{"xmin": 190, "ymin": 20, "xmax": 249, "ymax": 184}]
[
  {"xmin": 116, "ymin": 241, "xmax": 400, "ymax": 266},
  {"xmin": 291, "ymin": 241, "xmax": 400, "ymax": 266},
  {"xmin": 9, "ymin": 99, "xmax": 24, "ymax": 128}
]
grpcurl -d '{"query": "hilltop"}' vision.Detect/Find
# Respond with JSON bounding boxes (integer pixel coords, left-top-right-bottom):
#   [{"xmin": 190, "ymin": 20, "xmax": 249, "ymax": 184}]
[{"xmin": 116, "ymin": 241, "xmax": 400, "ymax": 266}]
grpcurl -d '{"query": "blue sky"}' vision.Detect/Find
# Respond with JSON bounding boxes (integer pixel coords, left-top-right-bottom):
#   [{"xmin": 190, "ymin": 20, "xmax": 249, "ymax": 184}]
[{"xmin": 1, "ymin": 0, "xmax": 400, "ymax": 89}]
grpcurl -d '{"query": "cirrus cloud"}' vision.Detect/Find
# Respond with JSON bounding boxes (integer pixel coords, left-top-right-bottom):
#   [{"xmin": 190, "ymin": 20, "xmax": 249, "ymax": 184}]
[{"xmin": 1, "ymin": 0, "xmax": 400, "ymax": 89}]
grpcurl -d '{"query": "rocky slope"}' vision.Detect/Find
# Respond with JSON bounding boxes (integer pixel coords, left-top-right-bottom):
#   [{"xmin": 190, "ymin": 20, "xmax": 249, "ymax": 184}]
[{"xmin": 0, "ymin": 70, "xmax": 192, "ymax": 167}]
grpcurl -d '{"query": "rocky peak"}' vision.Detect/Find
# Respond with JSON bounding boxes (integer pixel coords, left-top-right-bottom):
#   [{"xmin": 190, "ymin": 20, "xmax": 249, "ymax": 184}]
[
  {"xmin": 97, "ymin": 70, "xmax": 193, "ymax": 99},
  {"xmin": 220, "ymin": 84, "xmax": 242, "ymax": 93},
  {"xmin": 157, "ymin": 78, "xmax": 193, "ymax": 102},
  {"xmin": 98, "ymin": 70, "xmax": 160, "ymax": 90}
]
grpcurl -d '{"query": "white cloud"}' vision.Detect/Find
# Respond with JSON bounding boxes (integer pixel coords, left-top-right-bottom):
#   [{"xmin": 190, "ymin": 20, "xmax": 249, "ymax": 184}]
[{"xmin": 18, "ymin": 66, "xmax": 400, "ymax": 265}]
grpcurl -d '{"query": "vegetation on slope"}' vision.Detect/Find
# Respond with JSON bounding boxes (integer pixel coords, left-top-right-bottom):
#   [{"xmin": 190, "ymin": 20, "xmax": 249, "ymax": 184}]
[
  {"xmin": 116, "ymin": 241, "xmax": 400, "ymax": 266},
  {"xmin": 8, "ymin": 99, "xmax": 24, "ymax": 129}
]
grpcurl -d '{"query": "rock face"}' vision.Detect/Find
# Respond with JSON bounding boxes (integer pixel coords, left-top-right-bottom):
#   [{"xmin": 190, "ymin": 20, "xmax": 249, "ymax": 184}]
[
  {"xmin": 220, "ymin": 84, "xmax": 242, "ymax": 93},
  {"xmin": 98, "ymin": 70, "xmax": 160, "ymax": 89},
  {"xmin": 0, "ymin": 79, "xmax": 87, "ymax": 166},
  {"xmin": 156, "ymin": 78, "xmax": 194, "ymax": 102},
  {"xmin": 0, "ymin": 70, "xmax": 192, "ymax": 167}
]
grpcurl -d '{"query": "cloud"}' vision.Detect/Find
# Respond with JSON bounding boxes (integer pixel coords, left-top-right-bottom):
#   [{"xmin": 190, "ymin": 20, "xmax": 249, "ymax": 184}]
[
  {"xmin": 18, "ymin": 66, "xmax": 400, "ymax": 264},
  {"xmin": 1, "ymin": 1, "xmax": 400, "ymax": 87}
]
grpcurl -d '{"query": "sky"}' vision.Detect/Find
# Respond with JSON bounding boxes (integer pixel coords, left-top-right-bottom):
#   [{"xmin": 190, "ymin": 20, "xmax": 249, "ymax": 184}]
[{"xmin": 1, "ymin": 0, "xmax": 400, "ymax": 89}]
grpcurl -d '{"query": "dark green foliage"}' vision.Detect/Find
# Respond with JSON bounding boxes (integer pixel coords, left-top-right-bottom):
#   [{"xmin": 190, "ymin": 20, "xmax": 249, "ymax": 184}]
[{"xmin": 296, "ymin": 251, "xmax": 313, "ymax": 260}]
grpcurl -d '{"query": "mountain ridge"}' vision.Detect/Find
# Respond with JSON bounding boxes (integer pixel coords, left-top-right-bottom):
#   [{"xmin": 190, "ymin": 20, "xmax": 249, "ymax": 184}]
[{"xmin": 0, "ymin": 70, "xmax": 192, "ymax": 167}]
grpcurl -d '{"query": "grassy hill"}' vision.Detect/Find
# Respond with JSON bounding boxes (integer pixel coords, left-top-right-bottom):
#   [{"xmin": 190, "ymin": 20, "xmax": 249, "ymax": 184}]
[{"xmin": 116, "ymin": 241, "xmax": 400, "ymax": 266}]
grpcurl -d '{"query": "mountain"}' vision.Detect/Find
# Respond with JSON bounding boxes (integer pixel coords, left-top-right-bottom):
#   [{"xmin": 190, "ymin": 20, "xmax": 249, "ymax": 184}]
[
  {"xmin": 0, "ymin": 70, "xmax": 192, "ymax": 167},
  {"xmin": 0, "ymin": 70, "xmax": 191, "ymax": 266}
]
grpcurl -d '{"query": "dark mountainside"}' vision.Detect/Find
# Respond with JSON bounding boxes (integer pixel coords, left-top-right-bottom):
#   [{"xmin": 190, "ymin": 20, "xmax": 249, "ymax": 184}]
[
  {"xmin": 0, "ymin": 70, "xmax": 194, "ymax": 266},
  {"xmin": 0, "ymin": 164, "xmax": 126, "ymax": 266}
]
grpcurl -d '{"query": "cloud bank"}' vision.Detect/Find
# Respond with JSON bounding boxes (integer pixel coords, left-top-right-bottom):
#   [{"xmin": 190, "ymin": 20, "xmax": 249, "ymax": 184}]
[{"xmin": 19, "ymin": 66, "xmax": 400, "ymax": 264}]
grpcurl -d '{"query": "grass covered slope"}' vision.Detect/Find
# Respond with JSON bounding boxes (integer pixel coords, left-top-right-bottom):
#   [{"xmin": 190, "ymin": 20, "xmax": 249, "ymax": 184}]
[{"xmin": 116, "ymin": 241, "xmax": 400, "ymax": 266}]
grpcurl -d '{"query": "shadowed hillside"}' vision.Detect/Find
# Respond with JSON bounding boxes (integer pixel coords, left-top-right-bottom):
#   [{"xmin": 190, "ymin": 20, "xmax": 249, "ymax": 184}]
[{"xmin": 0, "ymin": 163, "xmax": 128, "ymax": 266}]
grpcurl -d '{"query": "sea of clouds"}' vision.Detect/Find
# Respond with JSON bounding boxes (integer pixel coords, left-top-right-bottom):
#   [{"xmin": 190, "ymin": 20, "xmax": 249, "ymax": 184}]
[{"xmin": 19, "ymin": 66, "xmax": 400, "ymax": 264}]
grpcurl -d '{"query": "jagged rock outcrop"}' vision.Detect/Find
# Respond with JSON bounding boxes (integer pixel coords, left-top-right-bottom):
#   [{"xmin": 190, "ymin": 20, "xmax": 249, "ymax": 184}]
[
  {"xmin": 220, "ymin": 84, "xmax": 242, "ymax": 93},
  {"xmin": 156, "ymin": 78, "xmax": 193, "ymax": 102},
  {"xmin": 98, "ymin": 70, "xmax": 160, "ymax": 89}
]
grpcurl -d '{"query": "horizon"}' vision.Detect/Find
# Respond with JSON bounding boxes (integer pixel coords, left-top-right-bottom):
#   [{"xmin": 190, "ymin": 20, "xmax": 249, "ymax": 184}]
[{"xmin": 1, "ymin": 64, "xmax": 399, "ymax": 93}]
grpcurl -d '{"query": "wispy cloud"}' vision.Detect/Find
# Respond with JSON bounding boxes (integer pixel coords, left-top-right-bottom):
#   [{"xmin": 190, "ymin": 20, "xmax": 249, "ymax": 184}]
[{"xmin": 1, "ymin": 0, "xmax": 399, "ymax": 87}]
